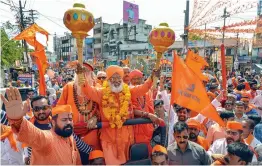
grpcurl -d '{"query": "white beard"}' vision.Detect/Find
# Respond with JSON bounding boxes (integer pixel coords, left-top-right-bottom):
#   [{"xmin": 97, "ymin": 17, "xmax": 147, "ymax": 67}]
[{"xmin": 108, "ymin": 81, "xmax": 123, "ymax": 93}]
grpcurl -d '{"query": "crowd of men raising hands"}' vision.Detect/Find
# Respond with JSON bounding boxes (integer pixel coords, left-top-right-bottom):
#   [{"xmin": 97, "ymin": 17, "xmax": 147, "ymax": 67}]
[{"xmin": 1, "ymin": 62, "xmax": 262, "ymax": 165}]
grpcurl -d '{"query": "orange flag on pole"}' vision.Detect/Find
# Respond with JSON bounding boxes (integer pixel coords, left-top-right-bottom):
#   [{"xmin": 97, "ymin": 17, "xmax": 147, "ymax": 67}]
[
  {"xmin": 14, "ymin": 23, "xmax": 49, "ymax": 96},
  {"xmin": 185, "ymin": 50, "xmax": 209, "ymax": 82},
  {"xmin": 171, "ymin": 52, "xmax": 225, "ymax": 127}
]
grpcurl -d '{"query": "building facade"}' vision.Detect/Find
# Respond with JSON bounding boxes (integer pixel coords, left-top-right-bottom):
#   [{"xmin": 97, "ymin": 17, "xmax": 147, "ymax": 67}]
[
  {"xmin": 93, "ymin": 17, "xmax": 152, "ymax": 63},
  {"xmin": 251, "ymin": 0, "xmax": 262, "ymax": 65},
  {"xmin": 53, "ymin": 33, "xmax": 93, "ymax": 62}
]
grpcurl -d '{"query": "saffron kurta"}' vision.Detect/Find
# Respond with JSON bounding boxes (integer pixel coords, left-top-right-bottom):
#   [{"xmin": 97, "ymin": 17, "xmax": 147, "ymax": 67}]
[
  {"xmin": 82, "ymin": 79, "xmax": 153, "ymax": 165},
  {"xmin": 57, "ymin": 82, "xmax": 101, "ymax": 150},
  {"xmin": 196, "ymin": 136, "xmax": 210, "ymax": 151},
  {"xmin": 12, "ymin": 118, "xmax": 81, "ymax": 165},
  {"xmin": 131, "ymin": 90, "xmax": 154, "ymax": 153}
]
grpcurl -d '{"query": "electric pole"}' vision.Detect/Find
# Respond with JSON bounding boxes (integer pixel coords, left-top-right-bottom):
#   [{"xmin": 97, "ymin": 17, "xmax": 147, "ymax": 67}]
[
  {"xmin": 234, "ymin": 32, "xmax": 239, "ymax": 71},
  {"xmin": 19, "ymin": 0, "xmax": 29, "ymax": 65},
  {"xmin": 222, "ymin": 7, "xmax": 230, "ymax": 44},
  {"xmin": 184, "ymin": 0, "xmax": 190, "ymax": 51},
  {"xmin": 28, "ymin": 9, "xmax": 38, "ymax": 24},
  {"xmin": 203, "ymin": 23, "xmax": 207, "ymax": 57}
]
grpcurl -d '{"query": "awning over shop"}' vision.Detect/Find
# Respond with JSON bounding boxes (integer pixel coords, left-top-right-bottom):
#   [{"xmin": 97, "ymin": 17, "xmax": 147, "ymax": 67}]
[{"xmin": 255, "ymin": 64, "xmax": 262, "ymax": 70}]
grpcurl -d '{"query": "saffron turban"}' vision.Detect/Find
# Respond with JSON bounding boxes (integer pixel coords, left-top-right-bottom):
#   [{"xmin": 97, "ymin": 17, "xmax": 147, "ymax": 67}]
[
  {"xmin": 106, "ymin": 65, "xmax": 124, "ymax": 79},
  {"xmin": 187, "ymin": 119, "xmax": 201, "ymax": 131},
  {"xmin": 89, "ymin": 150, "xmax": 104, "ymax": 160},
  {"xmin": 129, "ymin": 69, "xmax": 143, "ymax": 79},
  {"xmin": 241, "ymin": 92, "xmax": 251, "ymax": 99},
  {"xmin": 83, "ymin": 62, "xmax": 94, "ymax": 71},
  {"xmin": 52, "ymin": 105, "xmax": 72, "ymax": 116},
  {"xmin": 226, "ymin": 121, "xmax": 243, "ymax": 131},
  {"xmin": 152, "ymin": 145, "xmax": 167, "ymax": 154}
]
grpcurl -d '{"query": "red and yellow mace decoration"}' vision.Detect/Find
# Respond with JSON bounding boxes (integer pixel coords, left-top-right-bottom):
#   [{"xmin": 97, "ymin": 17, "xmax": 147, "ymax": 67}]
[
  {"xmin": 63, "ymin": 2, "xmax": 95, "ymax": 85},
  {"xmin": 149, "ymin": 23, "xmax": 175, "ymax": 88}
]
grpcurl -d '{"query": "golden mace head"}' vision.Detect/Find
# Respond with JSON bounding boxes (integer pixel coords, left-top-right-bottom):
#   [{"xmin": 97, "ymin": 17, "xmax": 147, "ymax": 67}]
[
  {"xmin": 149, "ymin": 23, "xmax": 175, "ymax": 53},
  {"xmin": 63, "ymin": 2, "xmax": 95, "ymax": 38}
]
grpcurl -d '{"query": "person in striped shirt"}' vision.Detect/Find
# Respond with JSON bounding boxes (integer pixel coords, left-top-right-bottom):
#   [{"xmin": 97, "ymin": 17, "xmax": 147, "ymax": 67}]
[
  {"xmin": 24, "ymin": 95, "xmax": 92, "ymax": 165},
  {"xmin": 1, "ymin": 88, "xmax": 91, "ymax": 165}
]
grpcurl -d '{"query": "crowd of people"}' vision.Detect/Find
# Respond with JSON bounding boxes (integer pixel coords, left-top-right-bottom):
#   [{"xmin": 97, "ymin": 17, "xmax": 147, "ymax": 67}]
[{"xmin": 1, "ymin": 60, "xmax": 262, "ymax": 165}]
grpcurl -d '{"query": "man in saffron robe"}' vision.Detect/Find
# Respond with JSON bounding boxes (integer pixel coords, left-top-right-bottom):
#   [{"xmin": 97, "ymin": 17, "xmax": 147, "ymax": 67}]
[
  {"xmin": 57, "ymin": 62, "xmax": 101, "ymax": 152},
  {"xmin": 24, "ymin": 95, "xmax": 92, "ymax": 165},
  {"xmin": 187, "ymin": 119, "xmax": 210, "ymax": 150},
  {"xmin": 1, "ymin": 88, "xmax": 81, "ymax": 165},
  {"xmin": 129, "ymin": 69, "xmax": 154, "ymax": 153},
  {"xmin": 81, "ymin": 65, "xmax": 161, "ymax": 165}
]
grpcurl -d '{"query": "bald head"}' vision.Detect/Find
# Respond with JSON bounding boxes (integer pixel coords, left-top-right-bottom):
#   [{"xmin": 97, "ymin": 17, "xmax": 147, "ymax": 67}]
[{"xmin": 123, "ymin": 67, "xmax": 130, "ymax": 84}]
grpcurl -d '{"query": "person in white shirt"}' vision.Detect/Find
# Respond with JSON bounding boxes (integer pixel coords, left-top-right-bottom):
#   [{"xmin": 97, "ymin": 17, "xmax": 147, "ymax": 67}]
[
  {"xmin": 252, "ymin": 90, "xmax": 262, "ymax": 116},
  {"xmin": 207, "ymin": 121, "xmax": 243, "ymax": 156},
  {"xmin": 208, "ymin": 121, "xmax": 258, "ymax": 162},
  {"xmin": 1, "ymin": 124, "xmax": 24, "ymax": 165},
  {"xmin": 241, "ymin": 119, "xmax": 261, "ymax": 148}
]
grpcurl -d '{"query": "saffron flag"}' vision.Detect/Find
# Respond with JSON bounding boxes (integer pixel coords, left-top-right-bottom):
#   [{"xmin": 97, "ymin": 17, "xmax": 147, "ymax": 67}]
[
  {"xmin": 171, "ymin": 52, "xmax": 225, "ymax": 127},
  {"xmin": 185, "ymin": 50, "xmax": 209, "ymax": 82},
  {"xmin": 14, "ymin": 23, "xmax": 49, "ymax": 95},
  {"xmin": 121, "ymin": 58, "xmax": 129, "ymax": 66}
]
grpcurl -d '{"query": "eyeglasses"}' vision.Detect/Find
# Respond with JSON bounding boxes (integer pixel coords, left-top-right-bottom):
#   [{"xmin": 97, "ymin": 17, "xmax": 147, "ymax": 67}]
[
  {"xmin": 226, "ymin": 130, "xmax": 239, "ymax": 136},
  {"xmin": 97, "ymin": 77, "xmax": 106, "ymax": 80},
  {"xmin": 33, "ymin": 105, "xmax": 51, "ymax": 112},
  {"xmin": 176, "ymin": 135, "xmax": 189, "ymax": 139},
  {"xmin": 109, "ymin": 77, "xmax": 122, "ymax": 82},
  {"xmin": 27, "ymin": 93, "xmax": 34, "ymax": 96}
]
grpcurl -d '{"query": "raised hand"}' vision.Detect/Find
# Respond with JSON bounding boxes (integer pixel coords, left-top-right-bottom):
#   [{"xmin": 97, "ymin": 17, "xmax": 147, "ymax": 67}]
[
  {"xmin": 0, "ymin": 87, "xmax": 26, "ymax": 120},
  {"xmin": 151, "ymin": 68, "xmax": 161, "ymax": 78}
]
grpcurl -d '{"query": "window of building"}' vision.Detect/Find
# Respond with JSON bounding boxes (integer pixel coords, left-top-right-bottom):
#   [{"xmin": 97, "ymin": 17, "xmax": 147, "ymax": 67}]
[
  {"xmin": 226, "ymin": 48, "xmax": 232, "ymax": 55},
  {"xmin": 62, "ymin": 39, "xmax": 69, "ymax": 44}
]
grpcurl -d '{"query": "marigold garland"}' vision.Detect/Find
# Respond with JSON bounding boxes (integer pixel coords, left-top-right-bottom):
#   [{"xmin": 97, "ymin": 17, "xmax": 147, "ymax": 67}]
[{"xmin": 102, "ymin": 81, "xmax": 131, "ymax": 128}]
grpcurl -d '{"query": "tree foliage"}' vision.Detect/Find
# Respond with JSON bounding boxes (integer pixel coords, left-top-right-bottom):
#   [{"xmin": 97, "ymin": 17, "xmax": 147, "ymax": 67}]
[{"xmin": 1, "ymin": 26, "xmax": 23, "ymax": 68}]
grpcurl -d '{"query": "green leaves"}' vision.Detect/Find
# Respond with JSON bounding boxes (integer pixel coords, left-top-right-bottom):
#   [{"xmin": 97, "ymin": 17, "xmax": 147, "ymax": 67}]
[{"xmin": 1, "ymin": 26, "xmax": 23, "ymax": 68}]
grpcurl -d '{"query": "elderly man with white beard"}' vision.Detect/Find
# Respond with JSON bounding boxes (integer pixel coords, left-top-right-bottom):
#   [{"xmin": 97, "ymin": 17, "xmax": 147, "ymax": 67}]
[
  {"xmin": 57, "ymin": 62, "xmax": 101, "ymax": 165},
  {"xmin": 80, "ymin": 65, "xmax": 162, "ymax": 165}
]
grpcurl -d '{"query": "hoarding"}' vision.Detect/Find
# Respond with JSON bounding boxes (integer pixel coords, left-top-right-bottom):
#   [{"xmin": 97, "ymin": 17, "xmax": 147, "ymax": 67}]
[
  {"xmin": 123, "ymin": 1, "xmax": 139, "ymax": 24},
  {"xmin": 18, "ymin": 74, "xmax": 34, "ymax": 87}
]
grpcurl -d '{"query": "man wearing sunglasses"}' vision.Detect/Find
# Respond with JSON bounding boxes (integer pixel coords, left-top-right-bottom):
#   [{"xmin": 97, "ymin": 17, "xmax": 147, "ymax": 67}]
[
  {"xmin": 167, "ymin": 121, "xmax": 211, "ymax": 165},
  {"xmin": 24, "ymin": 95, "xmax": 92, "ymax": 165},
  {"xmin": 207, "ymin": 121, "xmax": 243, "ymax": 157},
  {"xmin": 96, "ymin": 71, "xmax": 107, "ymax": 87},
  {"xmin": 1, "ymin": 88, "xmax": 83, "ymax": 164},
  {"xmin": 57, "ymin": 62, "xmax": 101, "ymax": 157}
]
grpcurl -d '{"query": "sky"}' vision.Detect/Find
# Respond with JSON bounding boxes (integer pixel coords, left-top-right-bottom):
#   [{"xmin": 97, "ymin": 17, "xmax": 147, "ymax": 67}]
[{"xmin": 0, "ymin": 0, "xmax": 259, "ymax": 51}]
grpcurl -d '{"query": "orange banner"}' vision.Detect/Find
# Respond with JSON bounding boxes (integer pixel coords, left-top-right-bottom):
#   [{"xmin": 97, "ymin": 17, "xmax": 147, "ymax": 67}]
[
  {"xmin": 14, "ymin": 23, "xmax": 49, "ymax": 96},
  {"xmin": 185, "ymin": 50, "xmax": 209, "ymax": 82},
  {"xmin": 171, "ymin": 52, "xmax": 225, "ymax": 127}
]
